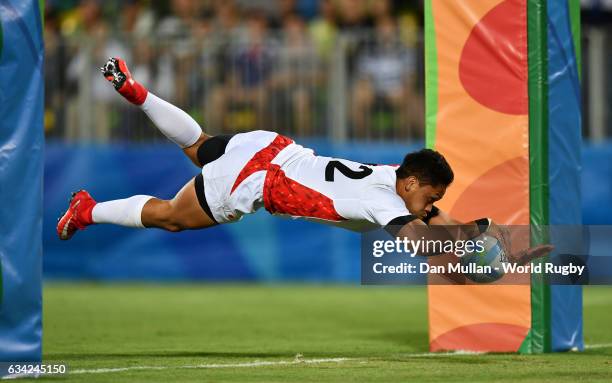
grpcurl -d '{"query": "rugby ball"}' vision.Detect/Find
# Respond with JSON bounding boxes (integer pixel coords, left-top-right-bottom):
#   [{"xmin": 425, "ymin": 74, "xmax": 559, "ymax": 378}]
[{"xmin": 459, "ymin": 234, "xmax": 506, "ymax": 283}]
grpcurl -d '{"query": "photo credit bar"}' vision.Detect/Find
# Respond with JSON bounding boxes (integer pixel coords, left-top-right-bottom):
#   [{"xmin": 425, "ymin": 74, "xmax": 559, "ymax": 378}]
[{"xmin": 360, "ymin": 225, "xmax": 612, "ymax": 285}]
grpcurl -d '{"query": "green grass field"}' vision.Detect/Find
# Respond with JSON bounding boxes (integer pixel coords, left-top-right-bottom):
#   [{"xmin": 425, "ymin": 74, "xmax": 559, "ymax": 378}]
[{"xmin": 40, "ymin": 284, "xmax": 612, "ymax": 382}]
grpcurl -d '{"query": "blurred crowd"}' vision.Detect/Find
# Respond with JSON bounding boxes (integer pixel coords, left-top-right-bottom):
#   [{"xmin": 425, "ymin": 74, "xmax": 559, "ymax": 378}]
[{"xmin": 44, "ymin": 0, "xmax": 424, "ymax": 142}]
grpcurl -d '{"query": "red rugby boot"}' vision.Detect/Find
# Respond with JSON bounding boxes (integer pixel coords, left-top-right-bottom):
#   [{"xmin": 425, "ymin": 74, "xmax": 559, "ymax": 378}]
[
  {"xmin": 100, "ymin": 57, "xmax": 148, "ymax": 105},
  {"xmin": 57, "ymin": 190, "xmax": 97, "ymax": 240}
]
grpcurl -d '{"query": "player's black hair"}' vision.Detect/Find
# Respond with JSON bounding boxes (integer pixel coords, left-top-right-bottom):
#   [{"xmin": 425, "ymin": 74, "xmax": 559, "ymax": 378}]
[{"xmin": 396, "ymin": 149, "xmax": 454, "ymax": 186}]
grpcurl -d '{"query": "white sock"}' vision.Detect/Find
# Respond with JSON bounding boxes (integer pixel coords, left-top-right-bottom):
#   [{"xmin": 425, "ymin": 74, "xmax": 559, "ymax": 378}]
[
  {"xmin": 140, "ymin": 93, "xmax": 202, "ymax": 148},
  {"xmin": 92, "ymin": 195, "xmax": 154, "ymax": 228}
]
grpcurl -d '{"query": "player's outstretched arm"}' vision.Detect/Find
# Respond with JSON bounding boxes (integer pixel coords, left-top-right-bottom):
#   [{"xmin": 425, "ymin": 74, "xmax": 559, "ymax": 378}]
[{"xmin": 394, "ymin": 211, "xmax": 553, "ymax": 264}]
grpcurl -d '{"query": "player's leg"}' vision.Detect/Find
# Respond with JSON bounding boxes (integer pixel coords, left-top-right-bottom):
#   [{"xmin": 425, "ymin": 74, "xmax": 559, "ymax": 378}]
[
  {"xmin": 140, "ymin": 176, "xmax": 216, "ymax": 231},
  {"xmin": 101, "ymin": 57, "xmax": 208, "ymax": 167},
  {"xmin": 57, "ymin": 176, "xmax": 217, "ymax": 240}
]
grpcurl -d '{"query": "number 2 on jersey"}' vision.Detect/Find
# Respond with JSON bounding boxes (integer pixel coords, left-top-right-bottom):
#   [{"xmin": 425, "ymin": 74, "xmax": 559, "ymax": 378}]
[{"xmin": 325, "ymin": 160, "xmax": 373, "ymax": 182}]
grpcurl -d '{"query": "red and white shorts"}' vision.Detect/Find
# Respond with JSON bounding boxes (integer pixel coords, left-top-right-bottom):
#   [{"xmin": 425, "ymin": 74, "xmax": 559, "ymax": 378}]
[
  {"xmin": 197, "ymin": 130, "xmax": 409, "ymax": 231},
  {"xmin": 198, "ymin": 131, "xmax": 295, "ymax": 223}
]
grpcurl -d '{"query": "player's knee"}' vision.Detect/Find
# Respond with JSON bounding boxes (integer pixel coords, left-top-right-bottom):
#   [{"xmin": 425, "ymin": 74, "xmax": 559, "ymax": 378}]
[
  {"xmin": 164, "ymin": 223, "xmax": 184, "ymax": 232},
  {"xmin": 160, "ymin": 217, "xmax": 187, "ymax": 232},
  {"xmin": 152, "ymin": 202, "xmax": 186, "ymax": 232},
  {"xmin": 160, "ymin": 213, "xmax": 187, "ymax": 232}
]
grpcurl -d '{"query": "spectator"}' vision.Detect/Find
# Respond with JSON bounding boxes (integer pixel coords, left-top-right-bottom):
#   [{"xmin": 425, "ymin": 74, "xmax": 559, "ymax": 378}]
[
  {"xmin": 270, "ymin": 0, "xmax": 298, "ymax": 29},
  {"xmin": 155, "ymin": 0, "xmax": 201, "ymax": 105},
  {"xmin": 157, "ymin": 0, "xmax": 200, "ymax": 40},
  {"xmin": 44, "ymin": 0, "xmax": 429, "ymax": 142},
  {"xmin": 336, "ymin": 0, "xmax": 371, "ymax": 31},
  {"xmin": 213, "ymin": 0, "xmax": 242, "ymax": 37},
  {"xmin": 370, "ymin": 0, "xmax": 393, "ymax": 24},
  {"xmin": 44, "ymin": 6, "xmax": 69, "ymax": 138},
  {"xmin": 309, "ymin": 0, "xmax": 338, "ymax": 60},
  {"xmin": 295, "ymin": 0, "xmax": 319, "ymax": 21},
  {"xmin": 209, "ymin": 13, "xmax": 274, "ymax": 133},
  {"xmin": 351, "ymin": 16, "xmax": 423, "ymax": 138},
  {"xmin": 119, "ymin": 0, "xmax": 155, "ymax": 40},
  {"xmin": 336, "ymin": 0, "xmax": 371, "ymax": 83},
  {"xmin": 271, "ymin": 13, "xmax": 320, "ymax": 136},
  {"xmin": 234, "ymin": 0, "xmax": 297, "ymax": 29},
  {"xmin": 65, "ymin": 0, "xmax": 130, "ymax": 141},
  {"xmin": 209, "ymin": 0, "xmax": 243, "ymax": 86}
]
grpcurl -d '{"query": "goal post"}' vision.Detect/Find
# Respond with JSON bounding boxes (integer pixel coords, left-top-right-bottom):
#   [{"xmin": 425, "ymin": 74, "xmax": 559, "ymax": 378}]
[
  {"xmin": 0, "ymin": 0, "xmax": 44, "ymax": 363},
  {"xmin": 425, "ymin": 0, "xmax": 583, "ymax": 353}
]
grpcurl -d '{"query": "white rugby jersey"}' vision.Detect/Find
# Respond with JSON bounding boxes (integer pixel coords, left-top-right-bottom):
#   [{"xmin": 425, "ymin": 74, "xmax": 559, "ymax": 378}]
[{"xmin": 201, "ymin": 130, "xmax": 411, "ymax": 231}]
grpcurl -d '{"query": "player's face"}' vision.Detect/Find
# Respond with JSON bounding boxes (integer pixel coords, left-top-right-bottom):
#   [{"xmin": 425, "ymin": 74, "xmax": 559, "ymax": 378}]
[{"xmin": 400, "ymin": 177, "xmax": 446, "ymax": 219}]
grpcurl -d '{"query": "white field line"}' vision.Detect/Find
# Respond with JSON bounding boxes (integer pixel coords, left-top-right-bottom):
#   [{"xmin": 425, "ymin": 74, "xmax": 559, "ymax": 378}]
[
  {"xmin": 1, "ymin": 359, "xmax": 354, "ymax": 379},
  {"xmin": 584, "ymin": 343, "xmax": 612, "ymax": 350},
  {"xmin": 406, "ymin": 350, "xmax": 485, "ymax": 357},
  {"xmin": 0, "ymin": 353, "xmax": 455, "ymax": 379},
  {"xmin": 68, "ymin": 351, "xmax": 485, "ymax": 375},
  {"xmin": 70, "ymin": 357, "xmax": 354, "ymax": 375},
  {"xmin": 4, "ymin": 346, "xmax": 607, "ymax": 378}
]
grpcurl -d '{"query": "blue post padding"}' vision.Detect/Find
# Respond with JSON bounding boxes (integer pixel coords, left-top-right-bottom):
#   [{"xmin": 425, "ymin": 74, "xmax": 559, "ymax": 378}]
[
  {"xmin": 547, "ymin": 0, "xmax": 583, "ymax": 352},
  {"xmin": 0, "ymin": 0, "xmax": 44, "ymax": 362},
  {"xmin": 582, "ymin": 143, "xmax": 612, "ymax": 224}
]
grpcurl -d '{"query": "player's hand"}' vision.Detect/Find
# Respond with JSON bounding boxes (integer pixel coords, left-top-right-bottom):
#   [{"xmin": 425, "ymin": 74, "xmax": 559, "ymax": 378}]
[
  {"xmin": 485, "ymin": 221, "xmax": 553, "ymax": 265},
  {"xmin": 507, "ymin": 244, "xmax": 554, "ymax": 265},
  {"xmin": 487, "ymin": 220, "xmax": 512, "ymax": 255}
]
